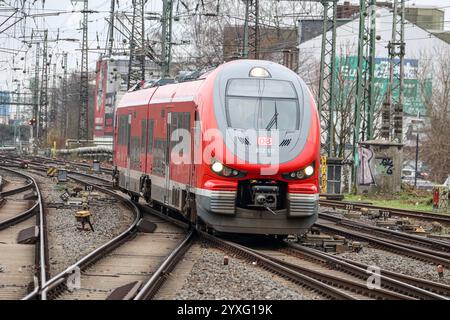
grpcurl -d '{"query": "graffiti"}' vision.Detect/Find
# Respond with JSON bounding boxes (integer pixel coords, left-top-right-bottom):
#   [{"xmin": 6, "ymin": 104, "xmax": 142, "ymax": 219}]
[
  {"xmin": 358, "ymin": 147, "xmax": 375, "ymax": 185},
  {"xmin": 433, "ymin": 186, "xmax": 449, "ymax": 211},
  {"xmin": 376, "ymin": 157, "xmax": 394, "ymax": 175}
]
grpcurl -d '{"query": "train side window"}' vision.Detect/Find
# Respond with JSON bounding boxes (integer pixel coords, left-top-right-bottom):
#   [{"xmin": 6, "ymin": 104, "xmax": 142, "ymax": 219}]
[
  {"xmin": 152, "ymin": 139, "xmax": 165, "ymax": 176},
  {"xmin": 118, "ymin": 116, "xmax": 121, "ymax": 144},
  {"xmin": 147, "ymin": 120, "xmax": 154, "ymax": 153},
  {"xmin": 118, "ymin": 115, "xmax": 125, "ymax": 145},
  {"xmin": 170, "ymin": 112, "xmax": 191, "ymax": 151},
  {"xmin": 131, "ymin": 137, "xmax": 140, "ymax": 166},
  {"xmin": 141, "ymin": 120, "xmax": 147, "ymax": 153}
]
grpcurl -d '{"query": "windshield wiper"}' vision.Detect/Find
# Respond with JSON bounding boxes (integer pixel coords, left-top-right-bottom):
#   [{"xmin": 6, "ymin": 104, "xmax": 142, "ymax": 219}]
[{"xmin": 265, "ymin": 102, "xmax": 278, "ymax": 130}]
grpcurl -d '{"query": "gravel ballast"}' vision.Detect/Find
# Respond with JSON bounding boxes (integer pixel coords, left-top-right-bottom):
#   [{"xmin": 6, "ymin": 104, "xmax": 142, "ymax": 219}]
[
  {"xmin": 23, "ymin": 170, "xmax": 134, "ymax": 275},
  {"xmin": 174, "ymin": 247, "xmax": 324, "ymax": 300},
  {"xmin": 335, "ymin": 246, "xmax": 450, "ymax": 285}
]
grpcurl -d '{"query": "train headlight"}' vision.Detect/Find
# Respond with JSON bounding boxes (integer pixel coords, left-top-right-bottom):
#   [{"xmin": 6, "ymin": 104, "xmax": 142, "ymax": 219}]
[
  {"xmin": 304, "ymin": 165, "xmax": 314, "ymax": 176},
  {"xmin": 249, "ymin": 67, "xmax": 271, "ymax": 78},
  {"xmin": 212, "ymin": 162, "xmax": 224, "ymax": 173},
  {"xmin": 210, "ymin": 161, "xmax": 246, "ymax": 178},
  {"xmin": 296, "ymin": 171, "xmax": 305, "ymax": 179},
  {"xmin": 283, "ymin": 163, "xmax": 315, "ymax": 180},
  {"xmin": 222, "ymin": 166, "xmax": 232, "ymax": 177}
]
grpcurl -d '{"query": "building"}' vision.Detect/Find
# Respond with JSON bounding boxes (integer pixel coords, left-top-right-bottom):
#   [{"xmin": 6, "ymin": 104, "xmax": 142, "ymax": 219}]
[
  {"xmin": 298, "ymin": 6, "xmax": 449, "ymax": 190},
  {"xmin": 298, "ymin": 6, "xmax": 449, "ymax": 116},
  {"xmin": 93, "ymin": 56, "xmax": 159, "ymax": 146},
  {"xmin": 405, "ymin": 5, "xmax": 445, "ymax": 31},
  {"xmin": 223, "ymin": 25, "xmax": 298, "ymax": 62},
  {"xmin": 0, "ymin": 91, "xmax": 10, "ymax": 125}
]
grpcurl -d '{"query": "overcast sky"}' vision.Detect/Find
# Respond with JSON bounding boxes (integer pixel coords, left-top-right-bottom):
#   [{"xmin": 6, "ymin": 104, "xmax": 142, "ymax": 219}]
[{"xmin": 0, "ymin": 0, "xmax": 449, "ymax": 92}]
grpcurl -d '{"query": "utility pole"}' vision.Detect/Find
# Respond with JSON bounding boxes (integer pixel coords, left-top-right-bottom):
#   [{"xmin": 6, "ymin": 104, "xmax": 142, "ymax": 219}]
[
  {"xmin": 39, "ymin": 29, "xmax": 49, "ymax": 145},
  {"xmin": 352, "ymin": 0, "xmax": 376, "ymax": 189},
  {"xmin": 161, "ymin": 0, "xmax": 173, "ymax": 77},
  {"xmin": 78, "ymin": 0, "xmax": 89, "ymax": 141},
  {"xmin": 127, "ymin": 0, "xmax": 146, "ymax": 89},
  {"xmin": 317, "ymin": 0, "xmax": 338, "ymax": 157},
  {"xmin": 107, "ymin": 0, "xmax": 116, "ymax": 57},
  {"xmin": 242, "ymin": 0, "xmax": 259, "ymax": 59},
  {"xmin": 60, "ymin": 52, "xmax": 68, "ymax": 143}
]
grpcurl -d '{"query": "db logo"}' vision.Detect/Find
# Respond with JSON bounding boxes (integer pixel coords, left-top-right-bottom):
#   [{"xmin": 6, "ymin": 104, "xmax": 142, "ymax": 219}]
[{"xmin": 257, "ymin": 137, "xmax": 273, "ymax": 146}]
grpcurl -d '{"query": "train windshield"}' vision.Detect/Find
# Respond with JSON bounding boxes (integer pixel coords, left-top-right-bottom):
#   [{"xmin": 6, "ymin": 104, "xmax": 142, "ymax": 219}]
[{"xmin": 225, "ymin": 79, "xmax": 299, "ymax": 130}]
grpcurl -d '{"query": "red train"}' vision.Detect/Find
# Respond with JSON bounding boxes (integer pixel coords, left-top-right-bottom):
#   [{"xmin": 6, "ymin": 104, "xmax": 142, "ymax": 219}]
[{"xmin": 113, "ymin": 60, "xmax": 320, "ymax": 235}]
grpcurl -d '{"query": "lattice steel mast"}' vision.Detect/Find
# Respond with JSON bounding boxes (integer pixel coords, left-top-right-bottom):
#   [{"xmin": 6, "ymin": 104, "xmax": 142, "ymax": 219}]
[
  {"xmin": 107, "ymin": 0, "xmax": 116, "ymax": 57},
  {"xmin": 127, "ymin": 0, "xmax": 146, "ymax": 88},
  {"xmin": 382, "ymin": 0, "xmax": 405, "ymax": 142},
  {"xmin": 161, "ymin": 0, "xmax": 174, "ymax": 77},
  {"xmin": 242, "ymin": 0, "xmax": 260, "ymax": 59},
  {"xmin": 278, "ymin": 1, "xmax": 338, "ymax": 157},
  {"xmin": 39, "ymin": 29, "xmax": 49, "ymax": 144},
  {"xmin": 32, "ymin": 40, "xmax": 40, "ymax": 145},
  {"xmin": 60, "ymin": 52, "xmax": 68, "ymax": 141},
  {"xmin": 352, "ymin": 0, "xmax": 376, "ymax": 185},
  {"xmin": 50, "ymin": 62, "xmax": 57, "ymax": 128},
  {"xmin": 317, "ymin": 0, "xmax": 338, "ymax": 157},
  {"xmin": 78, "ymin": 0, "xmax": 89, "ymax": 141}
]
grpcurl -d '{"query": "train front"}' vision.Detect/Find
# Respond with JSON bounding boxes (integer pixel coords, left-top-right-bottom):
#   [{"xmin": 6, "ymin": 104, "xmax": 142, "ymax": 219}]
[{"xmin": 196, "ymin": 60, "xmax": 320, "ymax": 235}]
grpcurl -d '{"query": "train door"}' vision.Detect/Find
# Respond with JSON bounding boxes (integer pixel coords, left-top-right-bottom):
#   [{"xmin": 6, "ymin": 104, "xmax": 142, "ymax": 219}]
[
  {"xmin": 164, "ymin": 109, "xmax": 172, "ymax": 204},
  {"xmin": 125, "ymin": 113, "xmax": 132, "ymax": 189}
]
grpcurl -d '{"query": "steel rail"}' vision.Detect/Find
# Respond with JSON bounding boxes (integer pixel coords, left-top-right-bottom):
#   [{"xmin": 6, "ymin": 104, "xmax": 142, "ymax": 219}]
[
  {"xmin": 315, "ymin": 222, "xmax": 450, "ymax": 267},
  {"xmin": 319, "ymin": 212, "xmax": 450, "ymax": 252},
  {"xmin": 247, "ymin": 246, "xmax": 413, "ymax": 300},
  {"xmin": 0, "ymin": 166, "xmax": 48, "ymax": 301},
  {"xmin": 319, "ymin": 199, "xmax": 450, "ymax": 224},
  {"xmin": 0, "ymin": 167, "xmax": 38, "ymax": 231},
  {"xmin": 38, "ymin": 174, "xmax": 141, "ymax": 299},
  {"xmin": 134, "ymin": 229, "xmax": 195, "ymax": 300},
  {"xmin": 285, "ymin": 242, "xmax": 448, "ymax": 300},
  {"xmin": 317, "ymin": 218, "xmax": 450, "ymax": 259},
  {"xmin": 0, "ymin": 181, "xmax": 33, "ymax": 196},
  {"xmin": 30, "ymin": 155, "xmax": 113, "ymax": 174},
  {"xmin": 199, "ymin": 231, "xmax": 356, "ymax": 300},
  {"xmin": 0, "ymin": 201, "xmax": 39, "ymax": 231},
  {"xmin": 315, "ymin": 250, "xmax": 450, "ymax": 298}
]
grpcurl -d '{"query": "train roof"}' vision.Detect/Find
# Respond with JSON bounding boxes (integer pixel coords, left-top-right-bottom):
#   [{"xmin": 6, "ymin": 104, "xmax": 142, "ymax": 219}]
[{"xmin": 116, "ymin": 60, "xmax": 302, "ymax": 109}]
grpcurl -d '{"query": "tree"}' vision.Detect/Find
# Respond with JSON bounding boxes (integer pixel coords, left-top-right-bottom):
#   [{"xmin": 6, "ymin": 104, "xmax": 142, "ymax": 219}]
[{"xmin": 417, "ymin": 46, "xmax": 450, "ymax": 183}]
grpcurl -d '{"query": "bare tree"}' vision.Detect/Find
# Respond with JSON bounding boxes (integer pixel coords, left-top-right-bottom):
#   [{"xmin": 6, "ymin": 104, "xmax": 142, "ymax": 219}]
[{"xmin": 417, "ymin": 47, "xmax": 450, "ymax": 183}]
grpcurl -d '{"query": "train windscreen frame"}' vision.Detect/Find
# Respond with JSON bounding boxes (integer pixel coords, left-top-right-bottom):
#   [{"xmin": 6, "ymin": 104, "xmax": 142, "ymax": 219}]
[{"xmin": 225, "ymin": 78, "xmax": 300, "ymax": 131}]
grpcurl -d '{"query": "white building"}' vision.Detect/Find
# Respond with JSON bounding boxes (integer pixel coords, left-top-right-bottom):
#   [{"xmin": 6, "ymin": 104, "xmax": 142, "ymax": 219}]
[{"xmin": 298, "ymin": 6, "xmax": 449, "ymax": 149}]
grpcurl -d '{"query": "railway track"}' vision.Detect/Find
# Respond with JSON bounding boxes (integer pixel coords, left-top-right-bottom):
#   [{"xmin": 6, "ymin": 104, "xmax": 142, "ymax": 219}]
[
  {"xmin": 319, "ymin": 199, "xmax": 450, "ymax": 224},
  {"xmin": 319, "ymin": 212, "xmax": 450, "ymax": 253},
  {"xmin": 315, "ymin": 219, "xmax": 450, "ymax": 268},
  {"xmin": 28, "ymin": 155, "xmax": 113, "ymax": 174},
  {"xmin": 0, "ymin": 166, "xmax": 48, "ymax": 300},
  {"xmin": 284, "ymin": 242, "xmax": 450, "ymax": 299},
  {"xmin": 34, "ymin": 174, "xmax": 192, "ymax": 300},
  {"xmin": 3, "ymin": 157, "xmax": 450, "ymax": 300}
]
